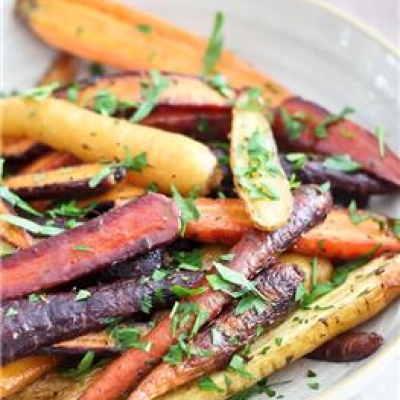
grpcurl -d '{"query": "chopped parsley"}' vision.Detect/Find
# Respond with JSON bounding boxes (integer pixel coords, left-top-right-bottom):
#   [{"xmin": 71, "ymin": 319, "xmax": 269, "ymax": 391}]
[
  {"xmin": 0, "ymin": 186, "xmax": 42, "ymax": 216},
  {"xmin": 348, "ymin": 200, "xmax": 369, "ymax": 225},
  {"xmin": 5, "ymin": 307, "xmax": 18, "ymax": 318},
  {"xmin": 198, "ymin": 376, "xmax": 224, "ymax": 392},
  {"xmin": 323, "ymin": 154, "xmax": 362, "ymax": 172},
  {"xmin": 393, "ymin": 219, "xmax": 400, "ymax": 239},
  {"xmin": 47, "ymin": 200, "xmax": 96, "ymax": 219},
  {"xmin": 314, "ymin": 106, "xmax": 355, "ymax": 138},
  {"xmin": 89, "ymin": 149, "xmax": 147, "ymax": 188},
  {"xmin": 130, "ymin": 70, "xmax": 169, "ymax": 122},
  {"xmin": 136, "ymin": 24, "xmax": 153, "ymax": 34},
  {"xmin": 203, "ymin": 12, "xmax": 225, "ymax": 75},
  {"xmin": 66, "ymin": 83, "xmax": 80, "ymax": 103},
  {"xmin": 92, "ymin": 89, "xmax": 120, "ymax": 116},
  {"xmin": 61, "ymin": 351, "xmax": 95, "ymax": 380},
  {"xmin": 28, "ymin": 293, "xmax": 45, "ymax": 303},
  {"xmin": 285, "ymin": 153, "xmax": 307, "ymax": 171},
  {"xmin": 374, "ymin": 126, "xmax": 386, "ymax": 157},
  {"xmin": 317, "ymin": 181, "xmax": 331, "ymax": 193},
  {"xmin": 228, "ymin": 355, "xmax": 253, "ymax": 378},
  {"xmin": 21, "ymin": 82, "xmax": 60, "ymax": 100},
  {"xmin": 173, "ymin": 248, "xmax": 203, "ymax": 271},
  {"xmin": 0, "ymin": 214, "xmax": 63, "ymax": 236},
  {"xmin": 308, "ymin": 381, "xmax": 320, "ymax": 390},
  {"xmin": 75, "ymin": 289, "xmax": 91, "ymax": 301},
  {"xmin": 170, "ymin": 185, "xmax": 200, "ymax": 235},
  {"xmin": 111, "ymin": 326, "xmax": 151, "ymax": 351},
  {"xmin": 230, "ymin": 378, "xmax": 291, "ymax": 400},
  {"xmin": 171, "ymin": 285, "xmax": 207, "ymax": 298},
  {"xmin": 236, "ymin": 87, "xmax": 265, "ymax": 112},
  {"xmin": 280, "ymin": 108, "xmax": 306, "ymax": 140},
  {"xmin": 234, "ymin": 129, "xmax": 281, "ymax": 201},
  {"xmin": 73, "ymin": 244, "xmax": 93, "ymax": 252},
  {"xmin": 235, "ymin": 292, "xmax": 266, "ymax": 315},
  {"xmin": 205, "ymin": 74, "xmax": 234, "ymax": 99}
]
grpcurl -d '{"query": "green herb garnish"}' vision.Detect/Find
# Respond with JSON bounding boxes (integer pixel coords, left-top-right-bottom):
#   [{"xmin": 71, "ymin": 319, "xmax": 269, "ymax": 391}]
[
  {"xmin": 75, "ymin": 289, "xmax": 91, "ymax": 301},
  {"xmin": 374, "ymin": 126, "xmax": 386, "ymax": 157},
  {"xmin": 5, "ymin": 307, "xmax": 18, "ymax": 318},
  {"xmin": 21, "ymin": 82, "xmax": 60, "ymax": 101},
  {"xmin": 203, "ymin": 12, "xmax": 225, "ymax": 75},
  {"xmin": 0, "ymin": 214, "xmax": 63, "ymax": 236},
  {"xmin": 315, "ymin": 107, "xmax": 355, "ymax": 138},
  {"xmin": 323, "ymin": 154, "xmax": 361, "ymax": 172},
  {"xmin": 198, "ymin": 376, "xmax": 224, "ymax": 392},
  {"xmin": 130, "ymin": 70, "xmax": 169, "ymax": 122},
  {"xmin": 285, "ymin": 153, "xmax": 307, "ymax": 171},
  {"xmin": 73, "ymin": 244, "xmax": 93, "ymax": 252},
  {"xmin": 136, "ymin": 24, "xmax": 153, "ymax": 34},
  {"xmin": 170, "ymin": 185, "xmax": 200, "ymax": 235}
]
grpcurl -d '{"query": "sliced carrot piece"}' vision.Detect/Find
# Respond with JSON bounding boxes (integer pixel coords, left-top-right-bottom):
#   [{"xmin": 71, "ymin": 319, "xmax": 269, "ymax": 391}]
[
  {"xmin": 17, "ymin": 0, "xmax": 290, "ymax": 105},
  {"xmin": 186, "ymin": 199, "xmax": 400, "ymax": 259}
]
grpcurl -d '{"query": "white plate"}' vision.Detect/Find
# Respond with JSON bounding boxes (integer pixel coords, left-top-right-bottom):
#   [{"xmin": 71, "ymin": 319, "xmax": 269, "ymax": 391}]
[{"xmin": 2, "ymin": 1, "xmax": 400, "ymax": 399}]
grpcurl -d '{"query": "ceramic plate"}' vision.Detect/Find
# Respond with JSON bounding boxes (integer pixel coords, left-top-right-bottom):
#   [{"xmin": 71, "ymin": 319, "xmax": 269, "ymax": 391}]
[{"xmin": 2, "ymin": 0, "xmax": 399, "ymax": 399}]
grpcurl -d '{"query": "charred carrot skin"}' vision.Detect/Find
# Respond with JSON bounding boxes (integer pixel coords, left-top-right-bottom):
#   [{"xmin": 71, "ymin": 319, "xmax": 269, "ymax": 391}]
[
  {"xmin": 128, "ymin": 263, "xmax": 303, "ymax": 400},
  {"xmin": 0, "ymin": 193, "xmax": 180, "ymax": 300},
  {"xmin": 308, "ymin": 331, "xmax": 383, "ymax": 362},
  {"xmin": 187, "ymin": 200, "xmax": 400, "ymax": 259},
  {"xmin": 79, "ymin": 185, "xmax": 332, "ymax": 400},
  {"xmin": 1, "ymin": 271, "xmax": 203, "ymax": 364},
  {"xmin": 273, "ymin": 97, "xmax": 400, "ymax": 187}
]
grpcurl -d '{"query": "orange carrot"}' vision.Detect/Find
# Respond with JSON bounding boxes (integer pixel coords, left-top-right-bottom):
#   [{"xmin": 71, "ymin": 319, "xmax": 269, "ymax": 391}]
[
  {"xmin": 17, "ymin": 0, "xmax": 290, "ymax": 106},
  {"xmin": 187, "ymin": 199, "xmax": 400, "ymax": 259},
  {"xmin": 20, "ymin": 151, "xmax": 80, "ymax": 174},
  {"xmin": 78, "ymin": 185, "xmax": 331, "ymax": 400},
  {"xmin": 38, "ymin": 52, "xmax": 78, "ymax": 85}
]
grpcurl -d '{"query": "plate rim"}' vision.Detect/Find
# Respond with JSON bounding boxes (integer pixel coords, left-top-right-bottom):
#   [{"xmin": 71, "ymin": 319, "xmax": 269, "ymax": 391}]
[{"xmin": 303, "ymin": 0, "xmax": 399, "ymax": 59}]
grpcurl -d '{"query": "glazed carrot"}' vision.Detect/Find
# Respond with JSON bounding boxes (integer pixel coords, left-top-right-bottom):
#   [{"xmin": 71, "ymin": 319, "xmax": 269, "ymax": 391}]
[
  {"xmin": 78, "ymin": 185, "xmax": 331, "ymax": 400},
  {"xmin": 20, "ymin": 151, "xmax": 80, "ymax": 174},
  {"xmin": 187, "ymin": 199, "xmax": 400, "ymax": 259},
  {"xmin": 38, "ymin": 52, "xmax": 78, "ymax": 85},
  {"xmin": 1, "ymin": 193, "xmax": 180, "ymax": 300},
  {"xmin": 16, "ymin": 0, "xmax": 290, "ymax": 106},
  {"xmin": 0, "ymin": 200, "xmax": 34, "ymax": 251},
  {"xmin": 1, "ymin": 97, "xmax": 219, "ymax": 195},
  {"xmin": 273, "ymin": 97, "xmax": 400, "ymax": 187},
  {"xmin": 0, "ymin": 355, "xmax": 62, "ymax": 397}
]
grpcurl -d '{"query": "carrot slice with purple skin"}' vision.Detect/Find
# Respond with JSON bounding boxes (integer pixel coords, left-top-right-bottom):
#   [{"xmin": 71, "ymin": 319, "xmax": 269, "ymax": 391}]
[{"xmin": 273, "ymin": 97, "xmax": 400, "ymax": 187}]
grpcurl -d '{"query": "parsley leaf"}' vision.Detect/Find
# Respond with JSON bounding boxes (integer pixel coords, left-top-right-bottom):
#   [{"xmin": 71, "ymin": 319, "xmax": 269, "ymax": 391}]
[
  {"xmin": 111, "ymin": 326, "xmax": 150, "ymax": 351},
  {"xmin": 92, "ymin": 89, "xmax": 119, "ymax": 116},
  {"xmin": 280, "ymin": 108, "xmax": 306, "ymax": 140},
  {"xmin": 173, "ymin": 248, "xmax": 203, "ymax": 271},
  {"xmin": 171, "ymin": 285, "xmax": 207, "ymax": 298},
  {"xmin": 170, "ymin": 185, "xmax": 200, "ymax": 235},
  {"xmin": 130, "ymin": 70, "xmax": 169, "ymax": 122},
  {"xmin": 285, "ymin": 153, "xmax": 307, "ymax": 171},
  {"xmin": 323, "ymin": 154, "xmax": 362, "ymax": 172},
  {"xmin": 66, "ymin": 83, "xmax": 80, "ymax": 103},
  {"xmin": 73, "ymin": 244, "xmax": 93, "ymax": 252},
  {"xmin": 315, "ymin": 106, "xmax": 355, "ymax": 138},
  {"xmin": 0, "ymin": 186, "xmax": 42, "ymax": 216},
  {"xmin": 374, "ymin": 126, "xmax": 386, "ymax": 157},
  {"xmin": 229, "ymin": 355, "xmax": 253, "ymax": 378},
  {"xmin": 0, "ymin": 214, "xmax": 63, "ymax": 236},
  {"xmin": 203, "ymin": 12, "xmax": 225, "ymax": 75},
  {"xmin": 198, "ymin": 376, "xmax": 224, "ymax": 392},
  {"xmin": 5, "ymin": 307, "xmax": 18, "ymax": 318},
  {"xmin": 205, "ymin": 74, "xmax": 234, "ymax": 98},
  {"xmin": 348, "ymin": 200, "xmax": 369, "ymax": 225},
  {"xmin": 136, "ymin": 24, "xmax": 153, "ymax": 34},
  {"xmin": 62, "ymin": 351, "xmax": 95, "ymax": 380},
  {"xmin": 21, "ymin": 82, "xmax": 60, "ymax": 100},
  {"xmin": 75, "ymin": 289, "xmax": 91, "ymax": 301}
]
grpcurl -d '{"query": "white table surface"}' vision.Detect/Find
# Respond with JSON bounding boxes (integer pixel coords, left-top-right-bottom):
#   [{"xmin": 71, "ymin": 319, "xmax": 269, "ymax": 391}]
[{"xmin": 320, "ymin": 4, "xmax": 399, "ymax": 400}]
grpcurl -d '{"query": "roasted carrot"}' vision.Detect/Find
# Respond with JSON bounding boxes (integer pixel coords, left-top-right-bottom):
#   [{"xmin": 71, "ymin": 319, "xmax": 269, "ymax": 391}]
[
  {"xmin": 55, "ymin": 71, "xmax": 233, "ymax": 141},
  {"xmin": 308, "ymin": 331, "xmax": 383, "ymax": 362},
  {"xmin": 186, "ymin": 199, "xmax": 400, "ymax": 259},
  {"xmin": 273, "ymin": 97, "xmax": 400, "ymax": 187},
  {"xmin": 78, "ymin": 185, "xmax": 331, "ymax": 400},
  {"xmin": 20, "ymin": 151, "xmax": 80, "ymax": 174},
  {"xmin": 0, "ymin": 355, "xmax": 62, "ymax": 397},
  {"xmin": 5, "ymin": 163, "xmax": 125, "ymax": 200},
  {"xmin": 0, "ymin": 200, "xmax": 34, "ymax": 250},
  {"xmin": 0, "ymin": 138, "xmax": 48, "ymax": 168},
  {"xmin": 16, "ymin": 0, "xmax": 290, "ymax": 106},
  {"xmin": 38, "ymin": 52, "xmax": 78, "ymax": 86},
  {"xmin": 0, "ymin": 193, "xmax": 180, "ymax": 300},
  {"xmin": 1, "ymin": 97, "xmax": 219, "ymax": 195},
  {"xmin": 294, "ymin": 208, "xmax": 400, "ymax": 259},
  {"xmin": 127, "ymin": 262, "xmax": 303, "ymax": 400}
]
